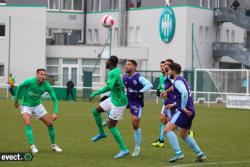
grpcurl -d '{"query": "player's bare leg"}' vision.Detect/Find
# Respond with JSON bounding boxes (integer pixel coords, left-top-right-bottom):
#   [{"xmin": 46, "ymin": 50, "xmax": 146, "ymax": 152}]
[
  {"xmin": 109, "ymin": 119, "xmax": 129, "ymax": 158},
  {"xmin": 22, "ymin": 113, "xmax": 38, "ymax": 153},
  {"xmin": 40, "ymin": 114, "xmax": 62, "ymax": 152},
  {"xmin": 91, "ymin": 105, "xmax": 107, "ymax": 142},
  {"xmin": 132, "ymin": 115, "xmax": 141, "ymax": 157}
]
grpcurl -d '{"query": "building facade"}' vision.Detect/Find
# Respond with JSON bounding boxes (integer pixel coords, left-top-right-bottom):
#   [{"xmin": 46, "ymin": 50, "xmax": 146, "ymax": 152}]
[{"xmin": 0, "ymin": 0, "xmax": 249, "ymax": 86}]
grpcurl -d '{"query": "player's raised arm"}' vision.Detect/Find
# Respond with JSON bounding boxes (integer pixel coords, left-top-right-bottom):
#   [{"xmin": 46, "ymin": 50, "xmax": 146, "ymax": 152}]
[
  {"xmin": 91, "ymin": 72, "xmax": 117, "ymax": 98},
  {"xmin": 138, "ymin": 76, "xmax": 153, "ymax": 93}
]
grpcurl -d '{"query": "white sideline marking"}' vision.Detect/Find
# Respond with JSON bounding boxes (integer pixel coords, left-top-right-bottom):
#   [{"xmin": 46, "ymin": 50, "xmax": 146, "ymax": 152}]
[{"xmin": 168, "ymin": 161, "xmax": 250, "ymax": 167}]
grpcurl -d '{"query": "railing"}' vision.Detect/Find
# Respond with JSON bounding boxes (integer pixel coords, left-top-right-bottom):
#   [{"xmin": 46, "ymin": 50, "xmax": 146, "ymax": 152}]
[
  {"xmin": 214, "ymin": 7, "xmax": 250, "ymax": 31},
  {"xmin": 213, "ymin": 42, "xmax": 250, "ymax": 66}
]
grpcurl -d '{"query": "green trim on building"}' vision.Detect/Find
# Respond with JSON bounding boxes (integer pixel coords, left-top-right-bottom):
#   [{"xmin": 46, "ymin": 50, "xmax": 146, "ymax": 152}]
[
  {"xmin": 0, "ymin": 4, "xmax": 212, "ymax": 12},
  {"xmin": 47, "ymin": 10, "xmax": 84, "ymax": 14},
  {"xmin": 0, "ymin": 4, "xmax": 47, "ymax": 8}
]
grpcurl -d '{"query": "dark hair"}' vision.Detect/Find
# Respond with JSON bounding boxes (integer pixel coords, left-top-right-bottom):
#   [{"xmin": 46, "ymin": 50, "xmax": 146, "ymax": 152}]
[
  {"xmin": 109, "ymin": 55, "xmax": 118, "ymax": 66},
  {"xmin": 165, "ymin": 59, "xmax": 174, "ymax": 64},
  {"xmin": 127, "ymin": 59, "xmax": 137, "ymax": 66},
  {"xmin": 36, "ymin": 68, "xmax": 47, "ymax": 73},
  {"xmin": 160, "ymin": 61, "xmax": 165, "ymax": 64},
  {"xmin": 169, "ymin": 63, "xmax": 182, "ymax": 74}
]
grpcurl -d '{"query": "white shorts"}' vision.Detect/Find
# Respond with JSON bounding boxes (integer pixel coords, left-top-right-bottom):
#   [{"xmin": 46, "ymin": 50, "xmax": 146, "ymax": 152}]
[
  {"xmin": 99, "ymin": 97, "xmax": 126, "ymax": 121},
  {"xmin": 21, "ymin": 104, "xmax": 48, "ymax": 119}
]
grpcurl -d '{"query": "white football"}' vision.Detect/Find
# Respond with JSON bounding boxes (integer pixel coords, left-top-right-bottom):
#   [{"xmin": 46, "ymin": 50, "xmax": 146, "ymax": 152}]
[{"xmin": 101, "ymin": 15, "xmax": 115, "ymax": 28}]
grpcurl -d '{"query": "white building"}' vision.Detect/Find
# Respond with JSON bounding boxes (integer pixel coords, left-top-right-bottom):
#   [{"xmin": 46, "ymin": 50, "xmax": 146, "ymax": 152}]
[{"xmin": 0, "ymin": 0, "xmax": 249, "ymax": 87}]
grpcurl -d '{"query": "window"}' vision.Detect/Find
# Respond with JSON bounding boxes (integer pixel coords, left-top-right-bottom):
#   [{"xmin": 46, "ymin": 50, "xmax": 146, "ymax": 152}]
[
  {"xmin": 135, "ymin": 26, "xmax": 141, "ymax": 42},
  {"xmin": 205, "ymin": 26, "xmax": 210, "ymax": 42},
  {"xmin": 82, "ymin": 59, "xmax": 101, "ymax": 83},
  {"xmin": 0, "ymin": 65, "xmax": 4, "ymax": 77},
  {"xmin": 63, "ymin": 59, "xmax": 78, "ymax": 64},
  {"xmin": 73, "ymin": 0, "xmax": 82, "ymax": 10},
  {"xmin": 62, "ymin": 0, "xmax": 82, "ymax": 11},
  {"xmin": 199, "ymin": 26, "xmax": 204, "ymax": 42},
  {"xmin": 226, "ymin": 29, "xmax": 230, "ymax": 43},
  {"xmin": 114, "ymin": 28, "xmax": 119, "ymax": 43},
  {"xmin": 72, "ymin": 30, "xmax": 82, "ymax": 42},
  {"xmin": 128, "ymin": 27, "xmax": 134, "ymax": 42},
  {"xmin": 63, "ymin": 0, "xmax": 72, "ymax": 10},
  {"xmin": 94, "ymin": 29, "xmax": 99, "ymax": 44},
  {"xmin": 47, "ymin": 66, "xmax": 58, "ymax": 73},
  {"xmin": 231, "ymin": 30, "xmax": 235, "ymax": 42},
  {"xmin": 110, "ymin": 0, "xmax": 118, "ymax": 10},
  {"xmin": 47, "ymin": 58, "xmax": 59, "ymax": 65},
  {"xmin": 92, "ymin": 0, "xmax": 101, "ymax": 11},
  {"xmin": 128, "ymin": 0, "xmax": 140, "ymax": 8},
  {"xmin": 215, "ymin": 28, "xmax": 221, "ymax": 42},
  {"xmin": 0, "ymin": 0, "xmax": 6, "ymax": 4},
  {"xmin": 48, "ymin": 0, "xmax": 60, "ymax": 10},
  {"xmin": 0, "ymin": 24, "xmax": 5, "ymax": 38},
  {"xmin": 87, "ymin": 29, "xmax": 93, "ymax": 43}
]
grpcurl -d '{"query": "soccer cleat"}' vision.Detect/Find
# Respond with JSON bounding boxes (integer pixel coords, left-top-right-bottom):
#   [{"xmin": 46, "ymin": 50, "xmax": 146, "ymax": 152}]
[
  {"xmin": 189, "ymin": 130, "xmax": 195, "ymax": 138},
  {"xmin": 132, "ymin": 146, "xmax": 140, "ymax": 157},
  {"xmin": 51, "ymin": 144, "xmax": 63, "ymax": 152},
  {"xmin": 168, "ymin": 153, "xmax": 184, "ymax": 163},
  {"xmin": 195, "ymin": 154, "xmax": 206, "ymax": 162},
  {"xmin": 31, "ymin": 145, "xmax": 39, "ymax": 154},
  {"xmin": 151, "ymin": 139, "xmax": 164, "ymax": 148},
  {"xmin": 91, "ymin": 134, "xmax": 107, "ymax": 142},
  {"xmin": 114, "ymin": 149, "xmax": 129, "ymax": 158}
]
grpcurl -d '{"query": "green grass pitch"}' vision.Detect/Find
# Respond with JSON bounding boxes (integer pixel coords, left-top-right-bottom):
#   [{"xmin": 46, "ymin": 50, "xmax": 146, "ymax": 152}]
[{"xmin": 0, "ymin": 99, "xmax": 250, "ymax": 167}]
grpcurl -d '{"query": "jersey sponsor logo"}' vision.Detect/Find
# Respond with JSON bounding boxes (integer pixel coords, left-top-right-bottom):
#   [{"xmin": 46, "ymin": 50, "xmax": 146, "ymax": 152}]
[
  {"xmin": 127, "ymin": 88, "xmax": 139, "ymax": 93},
  {"xmin": 133, "ymin": 80, "xmax": 138, "ymax": 85}
]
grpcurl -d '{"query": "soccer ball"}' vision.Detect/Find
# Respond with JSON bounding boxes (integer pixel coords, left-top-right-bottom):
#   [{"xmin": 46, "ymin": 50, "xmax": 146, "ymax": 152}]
[{"xmin": 101, "ymin": 15, "xmax": 115, "ymax": 28}]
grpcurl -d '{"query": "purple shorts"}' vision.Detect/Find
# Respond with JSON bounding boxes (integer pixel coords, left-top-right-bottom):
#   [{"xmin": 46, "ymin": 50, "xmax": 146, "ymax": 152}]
[
  {"xmin": 170, "ymin": 111, "xmax": 195, "ymax": 129},
  {"xmin": 129, "ymin": 104, "xmax": 143, "ymax": 118}
]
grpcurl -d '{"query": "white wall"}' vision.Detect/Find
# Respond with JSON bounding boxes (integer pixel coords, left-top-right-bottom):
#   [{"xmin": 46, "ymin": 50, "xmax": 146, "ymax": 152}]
[{"xmin": 0, "ymin": 6, "xmax": 47, "ymax": 84}]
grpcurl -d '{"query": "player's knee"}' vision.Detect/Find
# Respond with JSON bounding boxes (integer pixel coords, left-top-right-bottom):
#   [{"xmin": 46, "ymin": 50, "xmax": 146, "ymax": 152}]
[
  {"xmin": 24, "ymin": 120, "xmax": 31, "ymax": 126},
  {"xmin": 46, "ymin": 121, "xmax": 53, "ymax": 127}
]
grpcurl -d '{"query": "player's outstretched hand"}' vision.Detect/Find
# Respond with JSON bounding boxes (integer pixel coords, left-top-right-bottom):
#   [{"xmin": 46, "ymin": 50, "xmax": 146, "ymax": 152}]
[
  {"xmin": 14, "ymin": 101, "xmax": 20, "ymax": 109},
  {"xmin": 51, "ymin": 114, "xmax": 58, "ymax": 121}
]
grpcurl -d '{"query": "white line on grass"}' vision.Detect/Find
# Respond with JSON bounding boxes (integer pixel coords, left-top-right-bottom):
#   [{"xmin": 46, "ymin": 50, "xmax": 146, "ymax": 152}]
[{"xmin": 168, "ymin": 160, "xmax": 250, "ymax": 167}]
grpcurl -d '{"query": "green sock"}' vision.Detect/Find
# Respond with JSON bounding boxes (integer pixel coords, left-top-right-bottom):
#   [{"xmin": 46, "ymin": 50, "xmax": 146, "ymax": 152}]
[
  {"xmin": 25, "ymin": 125, "xmax": 34, "ymax": 145},
  {"xmin": 109, "ymin": 127, "xmax": 127, "ymax": 151},
  {"xmin": 48, "ymin": 126, "xmax": 55, "ymax": 144},
  {"xmin": 92, "ymin": 108, "xmax": 105, "ymax": 135},
  {"xmin": 160, "ymin": 123, "xmax": 164, "ymax": 137}
]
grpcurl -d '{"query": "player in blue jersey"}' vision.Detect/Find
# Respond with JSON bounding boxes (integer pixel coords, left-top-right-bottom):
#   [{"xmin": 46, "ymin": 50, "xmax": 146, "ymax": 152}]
[
  {"xmin": 164, "ymin": 63, "xmax": 206, "ymax": 163},
  {"xmin": 123, "ymin": 59, "xmax": 153, "ymax": 157}
]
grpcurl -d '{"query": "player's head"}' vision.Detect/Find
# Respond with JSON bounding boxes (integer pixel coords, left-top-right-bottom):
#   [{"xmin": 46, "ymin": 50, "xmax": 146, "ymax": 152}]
[
  {"xmin": 160, "ymin": 61, "xmax": 166, "ymax": 73},
  {"xmin": 169, "ymin": 63, "xmax": 181, "ymax": 79},
  {"xmin": 165, "ymin": 59, "xmax": 174, "ymax": 66},
  {"xmin": 36, "ymin": 68, "xmax": 47, "ymax": 83},
  {"xmin": 9, "ymin": 73, "xmax": 12, "ymax": 77},
  {"xmin": 165, "ymin": 59, "xmax": 174, "ymax": 74},
  {"xmin": 106, "ymin": 55, "xmax": 118, "ymax": 69},
  {"xmin": 125, "ymin": 59, "xmax": 137, "ymax": 74}
]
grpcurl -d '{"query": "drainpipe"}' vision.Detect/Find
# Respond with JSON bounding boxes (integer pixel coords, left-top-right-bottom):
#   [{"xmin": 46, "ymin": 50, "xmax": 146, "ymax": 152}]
[{"xmin": 83, "ymin": 0, "xmax": 87, "ymax": 44}]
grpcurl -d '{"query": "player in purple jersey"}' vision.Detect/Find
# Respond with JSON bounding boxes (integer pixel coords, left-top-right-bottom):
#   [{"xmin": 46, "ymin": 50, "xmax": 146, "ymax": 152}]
[
  {"xmin": 164, "ymin": 63, "xmax": 206, "ymax": 163},
  {"xmin": 152, "ymin": 59, "xmax": 174, "ymax": 148},
  {"xmin": 123, "ymin": 59, "xmax": 153, "ymax": 157}
]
